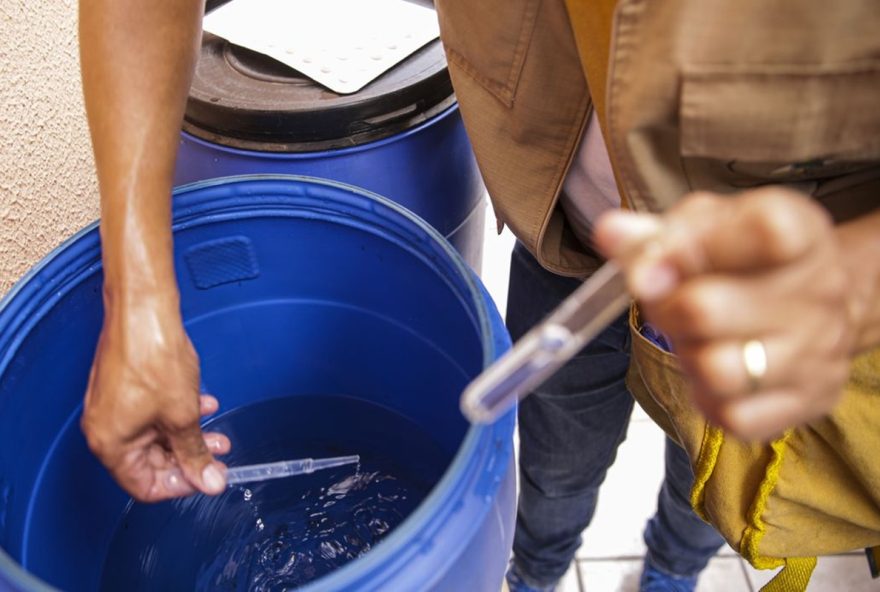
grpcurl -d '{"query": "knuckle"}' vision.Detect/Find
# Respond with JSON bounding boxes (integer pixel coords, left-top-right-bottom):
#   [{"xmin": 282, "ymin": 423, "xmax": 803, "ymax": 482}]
[
  {"xmin": 84, "ymin": 435, "xmax": 107, "ymax": 457},
  {"xmin": 680, "ymin": 191, "xmax": 722, "ymax": 212},
  {"xmin": 81, "ymin": 420, "xmax": 111, "ymax": 457},
  {"xmin": 807, "ymin": 306, "xmax": 853, "ymax": 366},
  {"xmin": 818, "ymin": 269, "xmax": 848, "ymax": 306},
  {"xmin": 671, "ymin": 192, "xmax": 723, "ymax": 227},
  {"xmin": 670, "ymin": 286, "xmax": 715, "ymax": 338},
  {"xmin": 185, "ymin": 343, "xmax": 200, "ymax": 367},
  {"xmin": 823, "ymin": 321, "xmax": 853, "ymax": 360},
  {"xmin": 693, "ymin": 345, "xmax": 734, "ymax": 394},
  {"xmin": 163, "ymin": 407, "xmax": 199, "ymax": 433},
  {"xmin": 129, "ymin": 490, "xmax": 154, "ymax": 504},
  {"xmin": 747, "ymin": 190, "xmax": 830, "ymax": 261},
  {"xmin": 754, "ymin": 214, "xmax": 802, "ymax": 261}
]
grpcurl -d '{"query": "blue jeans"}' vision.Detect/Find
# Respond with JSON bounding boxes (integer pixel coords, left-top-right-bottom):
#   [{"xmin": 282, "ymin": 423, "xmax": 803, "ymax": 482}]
[{"xmin": 507, "ymin": 242, "xmax": 724, "ymax": 587}]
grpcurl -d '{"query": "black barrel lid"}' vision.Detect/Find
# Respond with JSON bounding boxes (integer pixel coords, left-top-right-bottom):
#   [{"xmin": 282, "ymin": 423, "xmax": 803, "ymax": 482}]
[{"xmin": 184, "ymin": 5, "xmax": 453, "ymax": 152}]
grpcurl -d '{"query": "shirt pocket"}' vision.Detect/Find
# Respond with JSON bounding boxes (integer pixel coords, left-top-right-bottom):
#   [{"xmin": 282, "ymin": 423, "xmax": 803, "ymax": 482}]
[
  {"xmin": 678, "ymin": 62, "xmax": 880, "ymax": 191},
  {"xmin": 436, "ymin": 0, "xmax": 541, "ymax": 107}
]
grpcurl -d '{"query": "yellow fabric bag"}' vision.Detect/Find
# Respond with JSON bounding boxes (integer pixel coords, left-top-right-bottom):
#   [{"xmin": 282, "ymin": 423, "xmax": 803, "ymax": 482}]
[{"xmin": 626, "ymin": 305, "xmax": 880, "ymax": 590}]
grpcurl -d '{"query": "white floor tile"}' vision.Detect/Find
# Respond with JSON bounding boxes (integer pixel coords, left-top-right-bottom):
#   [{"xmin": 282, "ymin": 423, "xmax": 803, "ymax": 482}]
[
  {"xmin": 559, "ymin": 562, "xmax": 583, "ymax": 592},
  {"xmin": 695, "ymin": 557, "xmax": 752, "ymax": 591},
  {"xmin": 578, "ymin": 557, "xmax": 750, "ymax": 592},
  {"xmin": 744, "ymin": 554, "xmax": 878, "ymax": 591},
  {"xmin": 578, "ymin": 559, "xmax": 643, "ymax": 592}
]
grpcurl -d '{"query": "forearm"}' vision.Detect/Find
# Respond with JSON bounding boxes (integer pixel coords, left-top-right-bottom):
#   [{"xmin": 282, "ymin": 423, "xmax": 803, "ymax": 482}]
[
  {"xmin": 79, "ymin": 0, "xmax": 204, "ymax": 314},
  {"xmin": 838, "ymin": 207, "xmax": 880, "ymax": 353}
]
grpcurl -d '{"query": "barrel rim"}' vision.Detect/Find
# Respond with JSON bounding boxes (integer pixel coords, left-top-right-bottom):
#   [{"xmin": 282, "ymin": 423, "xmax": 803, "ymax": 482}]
[
  {"xmin": 179, "ymin": 101, "xmax": 459, "ymax": 156},
  {"xmin": 0, "ymin": 175, "xmax": 514, "ymax": 591}
]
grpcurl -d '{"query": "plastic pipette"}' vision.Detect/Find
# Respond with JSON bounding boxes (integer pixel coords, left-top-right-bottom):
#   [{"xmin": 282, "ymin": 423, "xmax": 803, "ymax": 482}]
[
  {"xmin": 226, "ymin": 455, "xmax": 360, "ymax": 486},
  {"xmin": 460, "ymin": 261, "xmax": 630, "ymax": 424}
]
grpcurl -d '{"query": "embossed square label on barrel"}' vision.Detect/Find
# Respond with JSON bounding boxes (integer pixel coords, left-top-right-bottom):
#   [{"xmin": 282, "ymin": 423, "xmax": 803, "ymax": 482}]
[{"xmin": 184, "ymin": 236, "xmax": 260, "ymax": 289}]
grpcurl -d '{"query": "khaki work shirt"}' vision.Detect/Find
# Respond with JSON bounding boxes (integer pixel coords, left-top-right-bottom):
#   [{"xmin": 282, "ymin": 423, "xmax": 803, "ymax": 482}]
[{"xmin": 435, "ymin": 0, "xmax": 880, "ymax": 277}]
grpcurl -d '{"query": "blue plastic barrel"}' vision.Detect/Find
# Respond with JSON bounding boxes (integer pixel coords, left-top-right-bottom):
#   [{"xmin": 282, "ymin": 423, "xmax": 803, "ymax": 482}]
[
  {"xmin": 0, "ymin": 176, "xmax": 515, "ymax": 591},
  {"xmin": 175, "ymin": 28, "xmax": 486, "ymax": 269}
]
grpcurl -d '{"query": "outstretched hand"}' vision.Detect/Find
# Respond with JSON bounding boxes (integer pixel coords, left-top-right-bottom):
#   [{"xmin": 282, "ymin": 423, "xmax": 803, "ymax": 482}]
[
  {"xmin": 593, "ymin": 187, "xmax": 856, "ymax": 441},
  {"xmin": 82, "ymin": 301, "xmax": 230, "ymax": 502}
]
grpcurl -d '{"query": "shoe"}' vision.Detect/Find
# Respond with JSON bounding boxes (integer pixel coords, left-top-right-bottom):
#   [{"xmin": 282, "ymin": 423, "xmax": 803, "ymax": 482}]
[
  {"xmin": 505, "ymin": 563, "xmax": 557, "ymax": 592},
  {"xmin": 639, "ymin": 560, "xmax": 697, "ymax": 592}
]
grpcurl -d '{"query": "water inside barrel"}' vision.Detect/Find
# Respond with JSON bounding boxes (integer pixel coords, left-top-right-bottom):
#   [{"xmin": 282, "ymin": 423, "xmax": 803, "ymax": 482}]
[{"xmin": 99, "ymin": 395, "xmax": 451, "ymax": 591}]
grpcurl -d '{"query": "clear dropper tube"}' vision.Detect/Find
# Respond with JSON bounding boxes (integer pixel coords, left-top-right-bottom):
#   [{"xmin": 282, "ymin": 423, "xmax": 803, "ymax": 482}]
[{"xmin": 226, "ymin": 455, "xmax": 360, "ymax": 486}]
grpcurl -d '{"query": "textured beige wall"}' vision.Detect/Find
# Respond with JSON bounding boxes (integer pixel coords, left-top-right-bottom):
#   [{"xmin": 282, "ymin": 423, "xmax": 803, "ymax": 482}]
[{"xmin": 0, "ymin": 0, "xmax": 99, "ymax": 297}]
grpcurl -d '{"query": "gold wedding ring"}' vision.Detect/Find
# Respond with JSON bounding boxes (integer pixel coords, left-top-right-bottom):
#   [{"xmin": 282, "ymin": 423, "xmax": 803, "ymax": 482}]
[{"xmin": 742, "ymin": 339, "xmax": 768, "ymax": 393}]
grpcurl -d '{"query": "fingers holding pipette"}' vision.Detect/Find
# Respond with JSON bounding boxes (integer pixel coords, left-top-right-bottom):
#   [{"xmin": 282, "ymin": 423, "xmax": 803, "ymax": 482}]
[
  {"xmin": 204, "ymin": 432, "xmax": 231, "ymax": 455},
  {"xmin": 200, "ymin": 394, "xmax": 220, "ymax": 415},
  {"xmin": 161, "ymin": 392, "xmax": 229, "ymax": 496},
  {"xmin": 89, "ymin": 395, "xmax": 230, "ymax": 502},
  {"xmin": 134, "ymin": 429, "xmax": 229, "ymax": 499},
  {"xmin": 200, "ymin": 395, "xmax": 231, "ymax": 454},
  {"xmin": 593, "ymin": 189, "xmax": 853, "ymax": 441}
]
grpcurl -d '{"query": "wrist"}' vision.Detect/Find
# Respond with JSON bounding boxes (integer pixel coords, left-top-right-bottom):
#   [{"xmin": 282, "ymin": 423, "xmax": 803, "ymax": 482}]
[
  {"xmin": 97, "ymin": 181, "xmax": 177, "ymax": 304},
  {"xmin": 102, "ymin": 282, "xmax": 183, "ymax": 333},
  {"xmin": 99, "ymin": 223, "xmax": 180, "ymax": 319},
  {"xmin": 837, "ymin": 211, "xmax": 880, "ymax": 354}
]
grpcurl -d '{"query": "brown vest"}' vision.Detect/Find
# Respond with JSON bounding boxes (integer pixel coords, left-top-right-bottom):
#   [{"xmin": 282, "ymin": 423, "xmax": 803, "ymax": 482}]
[{"xmin": 435, "ymin": 0, "xmax": 880, "ymax": 277}]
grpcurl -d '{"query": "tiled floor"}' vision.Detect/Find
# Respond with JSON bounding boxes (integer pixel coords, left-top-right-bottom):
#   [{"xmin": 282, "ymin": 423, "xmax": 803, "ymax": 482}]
[{"xmin": 478, "ymin": 211, "xmax": 878, "ymax": 591}]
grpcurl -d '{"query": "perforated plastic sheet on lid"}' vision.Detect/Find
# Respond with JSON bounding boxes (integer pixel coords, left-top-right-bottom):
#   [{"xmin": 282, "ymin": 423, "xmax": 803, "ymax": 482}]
[
  {"xmin": 184, "ymin": 2, "xmax": 452, "ymax": 149},
  {"xmin": 203, "ymin": 0, "xmax": 440, "ymax": 94}
]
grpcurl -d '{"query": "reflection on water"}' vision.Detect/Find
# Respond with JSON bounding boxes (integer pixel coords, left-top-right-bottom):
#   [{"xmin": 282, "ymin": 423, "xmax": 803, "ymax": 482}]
[
  {"xmin": 197, "ymin": 469, "xmax": 408, "ymax": 591},
  {"xmin": 100, "ymin": 395, "xmax": 451, "ymax": 591}
]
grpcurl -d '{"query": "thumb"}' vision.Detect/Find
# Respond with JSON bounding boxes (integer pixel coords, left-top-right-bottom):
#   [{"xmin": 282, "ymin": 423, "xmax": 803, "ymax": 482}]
[
  {"xmin": 165, "ymin": 416, "xmax": 227, "ymax": 495},
  {"xmin": 592, "ymin": 209, "xmax": 664, "ymax": 260},
  {"xmin": 593, "ymin": 210, "xmax": 683, "ymax": 302}
]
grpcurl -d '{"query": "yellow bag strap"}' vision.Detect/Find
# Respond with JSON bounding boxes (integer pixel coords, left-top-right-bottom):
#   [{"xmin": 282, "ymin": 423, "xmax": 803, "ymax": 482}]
[{"xmin": 759, "ymin": 557, "xmax": 818, "ymax": 592}]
